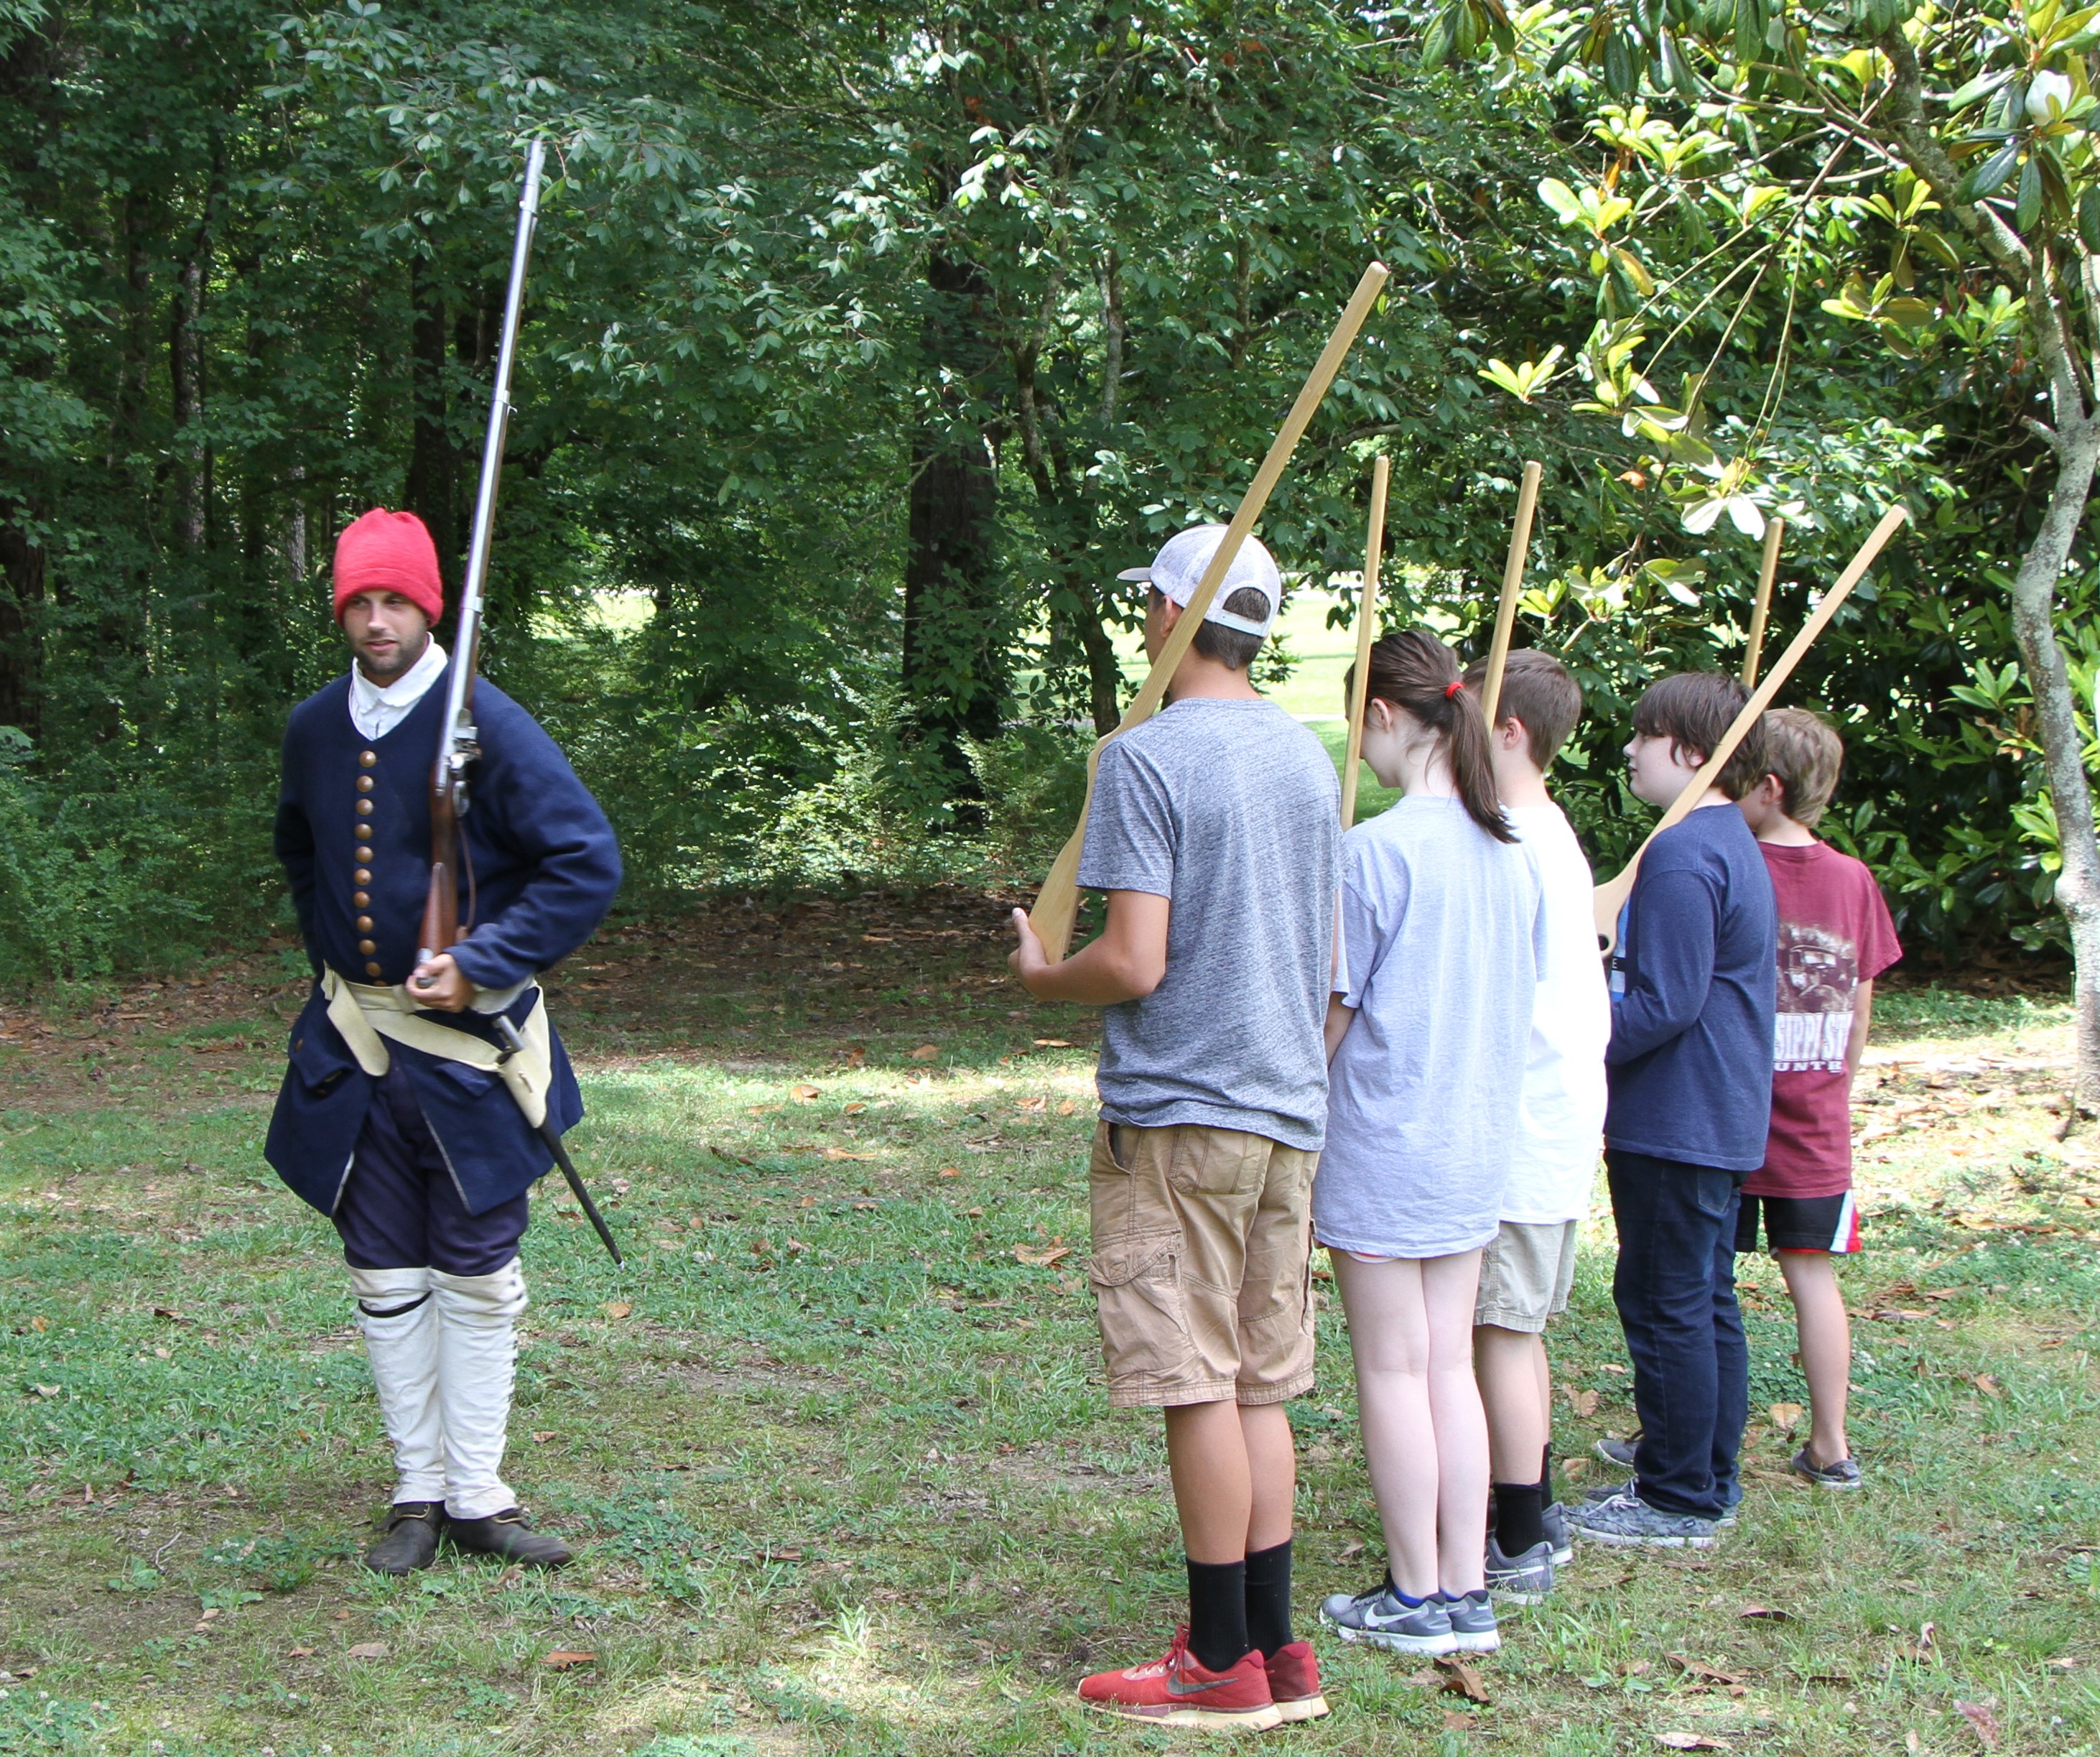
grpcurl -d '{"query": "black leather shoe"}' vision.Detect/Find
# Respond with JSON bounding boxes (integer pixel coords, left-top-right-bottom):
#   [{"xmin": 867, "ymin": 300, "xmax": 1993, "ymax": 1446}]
[
  {"xmin": 364, "ymin": 1501, "xmax": 444, "ymax": 1575},
  {"xmin": 444, "ymin": 1507, "xmax": 572, "ymax": 1569}
]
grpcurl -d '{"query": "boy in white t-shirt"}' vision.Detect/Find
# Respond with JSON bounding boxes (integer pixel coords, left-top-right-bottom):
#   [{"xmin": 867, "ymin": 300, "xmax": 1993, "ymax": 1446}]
[{"xmin": 1460, "ymin": 651, "xmax": 1609, "ymax": 1600}]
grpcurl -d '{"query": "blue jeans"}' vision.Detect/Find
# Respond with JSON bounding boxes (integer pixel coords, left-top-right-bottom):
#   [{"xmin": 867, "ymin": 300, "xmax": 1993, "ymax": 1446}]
[{"xmin": 1604, "ymin": 1149, "xmax": 1747, "ymax": 1521}]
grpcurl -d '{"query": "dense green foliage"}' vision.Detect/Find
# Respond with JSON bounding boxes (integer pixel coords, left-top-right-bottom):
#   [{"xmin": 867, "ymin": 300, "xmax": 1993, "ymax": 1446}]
[{"xmin": 0, "ymin": 0, "xmax": 2084, "ymax": 985}]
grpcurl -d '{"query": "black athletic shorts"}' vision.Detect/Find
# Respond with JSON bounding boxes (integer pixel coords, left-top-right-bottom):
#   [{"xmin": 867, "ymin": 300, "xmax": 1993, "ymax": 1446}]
[{"xmin": 1734, "ymin": 1190, "xmax": 1861, "ymax": 1255}]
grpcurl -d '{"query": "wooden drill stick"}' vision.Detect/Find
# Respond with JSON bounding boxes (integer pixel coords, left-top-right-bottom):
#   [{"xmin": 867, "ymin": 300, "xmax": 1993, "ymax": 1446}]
[
  {"xmin": 1479, "ymin": 461, "xmax": 1543, "ymax": 728},
  {"xmin": 1025, "ymin": 260, "xmax": 1391, "ymax": 960},
  {"xmin": 1742, "ymin": 515, "xmax": 1785, "ymax": 687},
  {"xmin": 1339, "ymin": 455, "xmax": 1391, "ymax": 831},
  {"xmin": 1593, "ymin": 504, "xmax": 1909, "ymax": 952}
]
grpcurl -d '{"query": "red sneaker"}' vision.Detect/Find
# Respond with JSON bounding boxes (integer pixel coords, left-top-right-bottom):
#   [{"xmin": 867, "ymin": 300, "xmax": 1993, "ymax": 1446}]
[
  {"xmin": 1263, "ymin": 1641, "xmax": 1329, "ymax": 1723},
  {"xmin": 1077, "ymin": 1626, "xmax": 1282, "ymax": 1730}
]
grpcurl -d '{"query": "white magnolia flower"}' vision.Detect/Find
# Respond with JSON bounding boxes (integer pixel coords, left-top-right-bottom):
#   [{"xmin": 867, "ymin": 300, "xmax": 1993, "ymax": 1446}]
[{"xmin": 2028, "ymin": 70, "xmax": 2074, "ymax": 124}]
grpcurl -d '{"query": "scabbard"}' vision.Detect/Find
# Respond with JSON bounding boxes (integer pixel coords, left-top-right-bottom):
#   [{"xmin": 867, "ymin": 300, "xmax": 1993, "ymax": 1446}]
[{"xmin": 492, "ymin": 1014, "xmax": 622, "ymax": 1266}]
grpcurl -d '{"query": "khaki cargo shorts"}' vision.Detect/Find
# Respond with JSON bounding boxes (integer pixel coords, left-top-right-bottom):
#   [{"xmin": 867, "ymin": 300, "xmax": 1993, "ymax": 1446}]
[
  {"xmin": 1087, "ymin": 1118, "xmax": 1318, "ymax": 1409},
  {"xmin": 1474, "ymin": 1218, "xmax": 1580, "ymax": 1332}
]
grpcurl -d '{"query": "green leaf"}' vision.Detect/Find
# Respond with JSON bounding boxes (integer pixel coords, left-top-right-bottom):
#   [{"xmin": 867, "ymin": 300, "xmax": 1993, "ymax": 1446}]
[
  {"xmin": 1545, "ymin": 22, "xmax": 1588, "ymax": 73},
  {"xmin": 1604, "ymin": 28, "xmax": 1636, "ymax": 97},
  {"xmin": 1956, "ymin": 139, "xmax": 2022, "ymax": 203},
  {"xmin": 1946, "ymin": 68, "xmax": 2015, "ymax": 111},
  {"xmin": 2017, "ymin": 152, "xmax": 2043, "ymax": 230},
  {"xmin": 1882, "ymin": 296, "xmax": 1937, "ymax": 328},
  {"xmin": 2079, "ymin": 187, "xmax": 2100, "ymax": 251}
]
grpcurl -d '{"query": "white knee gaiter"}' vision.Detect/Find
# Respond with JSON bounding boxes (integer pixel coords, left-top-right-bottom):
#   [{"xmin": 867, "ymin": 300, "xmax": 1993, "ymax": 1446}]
[
  {"xmin": 430, "ymin": 1260, "xmax": 528, "ymax": 1521},
  {"xmin": 350, "ymin": 1266, "xmax": 444, "ymax": 1505}
]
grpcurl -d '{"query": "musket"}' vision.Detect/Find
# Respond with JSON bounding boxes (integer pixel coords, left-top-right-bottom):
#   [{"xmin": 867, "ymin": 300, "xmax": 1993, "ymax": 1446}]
[
  {"xmin": 416, "ymin": 139, "xmax": 546, "ymax": 978},
  {"xmin": 405, "ymin": 144, "xmax": 622, "ymax": 1266}
]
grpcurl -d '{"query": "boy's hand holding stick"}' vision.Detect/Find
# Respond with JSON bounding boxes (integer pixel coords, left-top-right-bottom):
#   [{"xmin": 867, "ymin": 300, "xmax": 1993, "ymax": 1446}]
[
  {"xmin": 1339, "ymin": 455, "xmax": 1391, "ymax": 831},
  {"xmin": 1593, "ymin": 503, "xmax": 1910, "ymax": 952},
  {"xmin": 1024, "ymin": 260, "xmax": 1391, "ymax": 961},
  {"xmin": 1742, "ymin": 516, "xmax": 1785, "ymax": 687},
  {"xmin": 1479, "ymin": 460, "xmax": 1544, "ymax": 728}
]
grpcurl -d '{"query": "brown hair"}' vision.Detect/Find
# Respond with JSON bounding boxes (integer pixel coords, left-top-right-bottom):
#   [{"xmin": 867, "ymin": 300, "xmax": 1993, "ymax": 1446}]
[
  {"xmin": 1153, "ymin": 585, "xmax": 1270, "ymax": 671},
  {"xmin": 1461, "ymin": 648, "xmax": 1584, "ymax": 771},
  {"xmin": 1760, "ymin": 706, "xmax": 1844, "ymax": 827},
  {"xmin": 1631, "ymin": 672, "xmax": 1767, "ymax": 801},
  {"xmin": 1348, "ymin": 628, "xmax": 1515, "ymax": 842}
]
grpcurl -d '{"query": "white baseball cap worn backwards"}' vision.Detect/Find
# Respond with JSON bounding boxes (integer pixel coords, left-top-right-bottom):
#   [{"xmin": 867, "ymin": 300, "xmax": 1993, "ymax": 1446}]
[{"xmin": 1117, "ymin": 524, "xmax": 1283, "ymax": 637}]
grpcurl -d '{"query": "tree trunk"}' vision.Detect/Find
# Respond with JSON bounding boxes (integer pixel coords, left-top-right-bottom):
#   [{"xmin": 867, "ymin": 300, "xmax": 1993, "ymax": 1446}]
[
  {"xmin": 2007, "ymin": 417, "xmax": 2100, "ymax": 1113},
  {"xmin": 169, "ymin": 147, "xmax": 226, "ymax": 556},
  {"xmin": 403, "ymin": 253, "xmax": 457, "ymax": 588},
  {"xmin": 902, "ymin": 250, "xmax": 1003, "ymax": 772},
  {"xmin": 0, "ymin": 513, "xmax": 42, "ymax": 738}
]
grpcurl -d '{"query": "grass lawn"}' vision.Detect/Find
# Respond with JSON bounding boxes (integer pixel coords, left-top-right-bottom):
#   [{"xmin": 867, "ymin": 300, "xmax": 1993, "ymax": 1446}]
[{"xmin": 3, "ymin": 895, "xmax": 2098, "ymax": 1756}]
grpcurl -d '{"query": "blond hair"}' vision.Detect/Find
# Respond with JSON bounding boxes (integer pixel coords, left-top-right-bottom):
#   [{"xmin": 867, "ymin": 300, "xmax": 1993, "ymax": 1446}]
[{"xmin": 1762, "ymin": 706, "xmax": 1844, "ymax": 827}]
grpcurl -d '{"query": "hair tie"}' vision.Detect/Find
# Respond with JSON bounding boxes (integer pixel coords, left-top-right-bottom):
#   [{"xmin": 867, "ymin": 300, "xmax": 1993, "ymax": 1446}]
[{"xmin": 1444, "ymin": 680, "xmax": 1464, "ymax": 700}]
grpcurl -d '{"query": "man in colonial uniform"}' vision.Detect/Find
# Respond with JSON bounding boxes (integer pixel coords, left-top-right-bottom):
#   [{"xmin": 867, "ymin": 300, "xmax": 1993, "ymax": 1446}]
[{"xmin": 268, "ymin": 509, "xmax": 622, "ymax": 1574}]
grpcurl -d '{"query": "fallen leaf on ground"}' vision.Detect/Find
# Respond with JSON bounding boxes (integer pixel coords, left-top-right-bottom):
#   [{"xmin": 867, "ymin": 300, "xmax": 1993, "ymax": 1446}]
[
  {"xmin": 542, "ymin": 1650, "xmax": 596, "ymax": 1670},
  {"xmin": 1955, "ymin": 1700, "xmax": 2001, "ymax": 1749},
  {"xmin": 939, "ymin": 1167, "xmax": 963, "ymax": 1179},
  {"xmin": 1436, "ymin": 1657, "xmax": 1491, "ymax": 1705},
  {"xmin": 1443, "ymin": 1710, "xmax": 1476, "ymax": 1730},
  {"xmin": 1016, "ymin": 1096, "xmax": 1046, "ymax": 1113},
  {"xmin": 1563, "ymin": 1457, "xmax": 1589, "ymax": 1479},
  {"xmin": 1969, "ymin": 1373, "xmax": 2002, "ymax": 1397},
  {"xmin": 1033, "ymin": 1038, "xmax": 1073, "ymax": 1048},
  {"xmin": 32, "ymin": 1385, "xmax": 58, "ymax": 1397},
  {"xmin": 909, "ymin": 1043, "xmax": 940, "ymax": 1060},
  {"xmin": 1570, "ymin": 1389, "xmax": 1599, "ymax": 1417},
  {"xmin": 1057, "ymin": 1099, "xmax": 1077, "ymax": 1114},
  {"xmin": 287, "ymin": 1646, "xmax": 315, "ymax": 1658},
  {"xmin": 838, "ymin": 1047, "xmax": 866, "ymax": 1067},
  {"xmin": 1739, "ymin": 1604, "xmax": 1795, "ymax": 1621},
  {"xmin": 1898, "ymin": 1622, "xmax": 1939, "ymax": 1664},
  {"xmin": 1339, "ymin": 1540, "xmax": 1365, "ymax": 1559},
  {"xmin": 29, "ymin": 1316, "xmax": 47, "ymax": 1332},
  {"xmin": 791, "ymin": 1084, "xmax": 821, "ymax": 1102},
  {"xmin": 821, "ymin": 1147, "xmax": 878, "ymax": 1161},
  {"xmin": 1767, "ymin": 1401, "xmax": 1804, "ymax": 1429},
  {"xmin": 1669, "ymin": 1654, "xmax": 1745, "ymax": 1687},
  {"xmin": 1014, "ymin": 1243, "xmax": 1072, "ymax": 1267},
  {"xmin": 1908, "ymin": 1734, "xmax": 1922, "ymax": 1755},
  {"xmin": 842, "ymin": 1102, "xmax": 866, "ymax": 1114},
  {"xmin": 1656, "ymin": 1737, "xmax": 1728, "ymax": 1751},
  {"xmin": 347, "ymin": 1641, "xmax": 388, "ymax": 1659},
  {"xmin": 531, "ymin": 1430, "xmax": 557, "ymax": 1443},
  {"xmin": 602, "ymin": 1300, "xmax": 632, "ymax": 1320}
]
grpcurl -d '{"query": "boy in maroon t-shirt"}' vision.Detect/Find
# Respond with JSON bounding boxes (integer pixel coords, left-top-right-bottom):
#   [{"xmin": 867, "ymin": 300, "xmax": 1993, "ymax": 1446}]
[{"xmin": 1737, "ymin": 708, "xmax": 1901, "ymax": 1489}]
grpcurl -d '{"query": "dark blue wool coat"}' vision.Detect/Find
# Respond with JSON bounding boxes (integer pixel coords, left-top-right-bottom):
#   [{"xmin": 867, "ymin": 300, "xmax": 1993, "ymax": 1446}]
[{"xmin": 266, "ymin": 669, "xmax": 623, "ymax": 1216}]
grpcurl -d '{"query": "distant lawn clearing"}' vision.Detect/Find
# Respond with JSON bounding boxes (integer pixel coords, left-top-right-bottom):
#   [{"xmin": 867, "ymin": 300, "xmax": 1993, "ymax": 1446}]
[{"xmin": 2, "ymin": 901, "xmax": 2096, "ymax": 1756}]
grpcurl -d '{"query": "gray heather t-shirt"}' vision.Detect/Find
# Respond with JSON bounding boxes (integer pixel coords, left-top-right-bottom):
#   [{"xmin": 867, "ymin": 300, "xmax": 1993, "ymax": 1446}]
[
  {"xmin": 1315, "ymin": 797, "xmax": 1547, "ymax": 1258},
  {"xmin": 1077, "ymin": 696, "xmax": 1340, "ymax": 1151}
]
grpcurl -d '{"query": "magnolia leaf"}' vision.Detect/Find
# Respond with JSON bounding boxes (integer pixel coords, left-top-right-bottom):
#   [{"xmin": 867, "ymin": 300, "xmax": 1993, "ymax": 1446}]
[
  {"xmin": 1725, "ymin": 496, "xmax": 1767, "ymax": 537},
  {"xmin": 1958, "ymin": 139, "xmax": 2022, "ymax": 203},
  {"xmin": 2016, "ymin": 154, "xmax": 2044, "ymax": 231},
  {"xmin": 1682, "ymin": 498, "xmax": 1728, "ymax": 534},
  {"xmin": 1664, "ymin": 578, "xmax": 1704, "ymax": 606},
  {"xmin": 1538, "ymin": 177, "xmax": 1582, "ymax": 223}
]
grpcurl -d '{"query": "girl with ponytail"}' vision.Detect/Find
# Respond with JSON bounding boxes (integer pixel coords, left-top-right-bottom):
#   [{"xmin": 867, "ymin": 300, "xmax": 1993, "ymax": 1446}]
[{"xmin": 1314, "ymin": 629, "xmax": 1548, "ymax": 1660}]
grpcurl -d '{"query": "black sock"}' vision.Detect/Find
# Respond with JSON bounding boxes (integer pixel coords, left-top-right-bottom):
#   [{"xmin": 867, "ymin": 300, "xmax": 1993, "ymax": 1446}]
[
  {"xmin": 1186, "ymin": 1558, "xmax": 1250, "ymax": 1673},
  {"xmin": 1242, "ymin": 1539, "xmax": 1294, "ymax": 1659},
  {"xmin": 1493, "ymin": 1481, "xmax": 1546, "ymax": 1554}
]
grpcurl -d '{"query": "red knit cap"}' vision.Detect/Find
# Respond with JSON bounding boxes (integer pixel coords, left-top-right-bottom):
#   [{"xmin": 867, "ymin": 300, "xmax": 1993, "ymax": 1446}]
[{"xmin": 333, "ymin": 509, "xmax": 444, "ymax": 626}]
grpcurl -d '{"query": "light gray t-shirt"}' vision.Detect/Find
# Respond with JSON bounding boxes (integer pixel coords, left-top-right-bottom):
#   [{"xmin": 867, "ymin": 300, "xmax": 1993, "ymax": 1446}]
[
  {"xmin": 1077, "ymin": 696, "xmax": 1340, "ymax": 1151},
  {"xmin": 1315, "ymin": 796, "xmax": 1547, "ymax": 1258}
]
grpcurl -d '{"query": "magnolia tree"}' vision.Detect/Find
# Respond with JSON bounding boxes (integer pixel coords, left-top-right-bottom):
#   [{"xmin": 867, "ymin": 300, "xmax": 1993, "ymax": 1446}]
[{"xmin": 1442, "ymin": 0, "xmax": 2100, "ymax": 1111}]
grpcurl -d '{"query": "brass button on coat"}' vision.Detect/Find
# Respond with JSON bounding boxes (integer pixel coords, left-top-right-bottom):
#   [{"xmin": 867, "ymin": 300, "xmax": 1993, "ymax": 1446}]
[
  {"xmin": 356, "ymin": 915, "xmax": 374, "ymax": 933},
  {"xmin": 356, "ymin": 799, "xmax": 373, "ymax": 817},
  {"xmin": 358, "ymin": 939, "xmax": 377, "ymax": 956},
  {"xmin": 353, "ymin": 891, "xmax": 370, "ymax": 909},
  {"xmin": 355, "ymin": 868, "xmax": 372, "ymax": 885},
  {"xmin": 365, "ymin": 960, "xmax": 384, "ymax": 978},
  {"xmin": 356, "ymin": 776, "xmax": 374, "ymax": 794},
  {"xmin": 355, "ymin": 825, "xmax": 372, "ymax": 841},
  {"xmin": 359, "ymin": 751, "xmax": 377, "ymax": 767}
]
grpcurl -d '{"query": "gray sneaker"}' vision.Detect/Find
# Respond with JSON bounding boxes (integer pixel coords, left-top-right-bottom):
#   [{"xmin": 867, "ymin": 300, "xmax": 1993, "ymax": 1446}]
[
  {"xmin": 1569, "ymin": 1491, "xmax": 1719, "ymax": 1549},
  {"xmin": 1595, "ymin": 1434, "xmax": 1637, "ymax": 1470},
  {"xmin": 1541, "ymin": 1500, "xmax": 1574, "ymax": 1567},
  {"xmin": 1581, "ymin": 1474, "xmax": 1737, "ymax": 1529},
  {"xmin": 1484, "ymin": 1535, "xmax": 1554, "ymax": 1604},
  {"xmin": 1441, "ymin": 1587, "xmax": 1501, "ymax": 1653},
  {"xmin": 1319, "ymin": 1580, "xmax": 1457, "ymax": 1655},
  {"xmin": 1791, "ymin": 1445, "xmax": 1863, "ymax": 1489}
]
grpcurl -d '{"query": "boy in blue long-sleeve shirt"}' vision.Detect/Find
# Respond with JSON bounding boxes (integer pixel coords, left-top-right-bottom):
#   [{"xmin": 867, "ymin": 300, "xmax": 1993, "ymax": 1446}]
[{"xmin": 1572, "ymin": 673, "xmax": 1776, "ymax": 1549}]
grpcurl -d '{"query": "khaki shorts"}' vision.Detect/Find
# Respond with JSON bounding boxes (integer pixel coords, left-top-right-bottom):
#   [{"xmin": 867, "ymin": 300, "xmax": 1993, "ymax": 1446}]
[
  {"xmin": 1087, "ymin": 1120, "xmax": 1317, "ymax": 1409},
  {"xmin": 1473, "ymin": 1218, "xmax": 1579, "ymax": 1332}
]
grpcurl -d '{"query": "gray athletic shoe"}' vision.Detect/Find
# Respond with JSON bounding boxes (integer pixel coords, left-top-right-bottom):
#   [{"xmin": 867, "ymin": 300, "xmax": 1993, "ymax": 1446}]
[
  {"xmin": 1569, "ymin": 1491, "xmax": 1719, "ymax": 1549},
  {"xmin": 1791, "ymin": 1445, "xmax": 1863, "ymax": 1489},
  {"xmin": 1541, "ymin": 1500, "xmax": 1574, "ymax": 1567},
  {"xmin": 1484, "ymin": 1534, "xmax": 1555, "ymax": 1603},
  {"xmin": 1318, "ymin": 1581, "xmax": 1457, "ymax": 1655},
  {"xmin": 1581, "ymin": 1474, "xmax": 1737, "ymax": 1529},
  {"xmin": 1596, "ymin": 1434, "xmax": 1637, "ymax": 1470},
  {"xmin": 1442, "ymin": 1587, "xmax": 1501, "ymax": 1653}
]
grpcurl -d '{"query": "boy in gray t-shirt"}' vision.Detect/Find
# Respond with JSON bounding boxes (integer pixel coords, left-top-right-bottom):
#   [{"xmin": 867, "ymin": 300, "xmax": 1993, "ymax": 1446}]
[{"xmin": 1010, "ymin": 525, "xmax": 1338, "ymax": 1730}]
